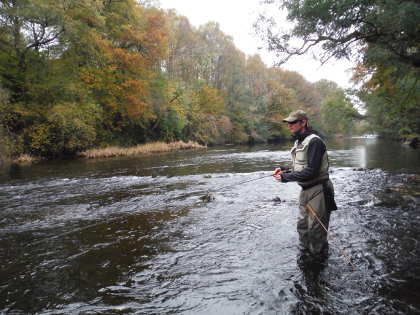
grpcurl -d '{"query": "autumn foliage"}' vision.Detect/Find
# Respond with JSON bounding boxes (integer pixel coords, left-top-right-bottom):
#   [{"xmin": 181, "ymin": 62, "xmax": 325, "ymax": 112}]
[{"xmin": 0, "ymin": 0, "xmax": 358, "ymax": 159}]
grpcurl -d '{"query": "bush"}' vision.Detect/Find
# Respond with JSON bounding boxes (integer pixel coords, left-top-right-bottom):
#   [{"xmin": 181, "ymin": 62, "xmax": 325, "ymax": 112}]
[
  {"xmin": 0, "ymin": 126, "xmax": 11, "ymax": 166},
  {"xmin": 0, "ymin": 86, "xmax": 13, "ymax": 163},
  {"xmin": 26, "ymin": 102, "xmax": 102, "ymax": 157}
]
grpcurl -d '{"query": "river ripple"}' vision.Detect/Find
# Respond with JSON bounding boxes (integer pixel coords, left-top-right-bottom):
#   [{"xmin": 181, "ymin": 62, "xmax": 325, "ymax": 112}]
[{"xmin": 1, "ymin": 139, "xmax": 419, "ymax": 314}]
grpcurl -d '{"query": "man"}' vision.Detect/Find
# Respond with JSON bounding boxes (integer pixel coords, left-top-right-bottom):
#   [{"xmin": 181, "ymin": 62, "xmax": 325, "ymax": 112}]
[{"xmin": 273, "ymin": 110, "xmax": 337, "ymax": 260}]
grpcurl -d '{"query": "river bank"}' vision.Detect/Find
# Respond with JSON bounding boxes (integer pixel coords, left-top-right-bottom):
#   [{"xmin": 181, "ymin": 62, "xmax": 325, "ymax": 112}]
[
  {"xmin": 79, "ymin": 141, "xmax": 206, "ymax": 159},
  {"xmin": 9, "ymin": 141, "xmax": 206, "ymax": 166}
]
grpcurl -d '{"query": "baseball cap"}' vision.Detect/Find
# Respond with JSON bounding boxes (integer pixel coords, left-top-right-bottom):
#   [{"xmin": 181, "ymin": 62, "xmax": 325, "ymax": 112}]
[{"xmin": 283, "ymin": 110, "xmax": 308, "ymax": 123}]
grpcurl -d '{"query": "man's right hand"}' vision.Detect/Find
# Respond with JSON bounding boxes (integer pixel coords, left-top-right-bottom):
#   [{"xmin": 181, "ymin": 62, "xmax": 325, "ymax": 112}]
[{"xmin": 272, "ymin": 168, "xmax": 283, "ymax": 181}]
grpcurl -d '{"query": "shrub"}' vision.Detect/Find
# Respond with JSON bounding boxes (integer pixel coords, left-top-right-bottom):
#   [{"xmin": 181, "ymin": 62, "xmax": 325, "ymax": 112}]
[
  {"xmin": 27, "ymin": 102, "xmax": 102, "ymax": 157},
  {"xmin": 0, "ymin": 86, "xmax": 13, "ymax": 163}
]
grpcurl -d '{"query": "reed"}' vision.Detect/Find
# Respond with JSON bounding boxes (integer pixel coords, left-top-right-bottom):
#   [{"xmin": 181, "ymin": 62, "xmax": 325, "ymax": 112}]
[
  {"xmin": 80, "ymin": 141, "xmax": 206, "ymax": 159},
  {"xmin": 12, "ymin": 154, "xmax": 40, "ymax": 164}
]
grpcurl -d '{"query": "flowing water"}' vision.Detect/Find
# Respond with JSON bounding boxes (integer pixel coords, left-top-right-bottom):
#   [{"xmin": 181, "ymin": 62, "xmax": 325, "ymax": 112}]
[{"xmin": 1, "ymin": 138, "xmax": 419, "ymax": 314}]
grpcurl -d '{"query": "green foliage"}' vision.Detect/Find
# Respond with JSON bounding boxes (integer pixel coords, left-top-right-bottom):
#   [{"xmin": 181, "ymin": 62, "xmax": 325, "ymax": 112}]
[
  {"xmin": 256, "ymin": 0, "xmax": 420, "ymax": 140},
  {"xmin": 0, "ymin": 86, "xmax": 12, "ymax": 162},
  {"xmin": 26, "ymin": 102, "xmax": 102, "ymax": 157},
  {"xmin": 358, "ymin": 67, "xmax": 420, "ymax": 139},
  {"xmin": 256, "ymin": 0, "xmax": 420, "ymax": 68},
  {"xmin": 160, "ymin": 107, "xmax": 186, "ymax": 142},
  {"xmin": 321, "ymin": 89, "xmax": 360, "ymax": 136},
  {"xmin": 0, "ymin": 86, "xmax": 10, "ymax": 118},
  {"xmin": 0, "ymin": 1, "xmax": 359, "ymax": 158},
  {"xmin": 264, "ymin": 76, "xmax": 295, "ymax": 141},
  {"xmin": 193, "ymin": 85, "xmax": 224, "ymax": 115}
]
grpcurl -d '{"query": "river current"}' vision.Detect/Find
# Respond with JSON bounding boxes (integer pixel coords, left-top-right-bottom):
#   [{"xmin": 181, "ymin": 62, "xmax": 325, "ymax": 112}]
[{"xmin": 1, "ymin": 138, "xmax": 419, "ymax": 314}]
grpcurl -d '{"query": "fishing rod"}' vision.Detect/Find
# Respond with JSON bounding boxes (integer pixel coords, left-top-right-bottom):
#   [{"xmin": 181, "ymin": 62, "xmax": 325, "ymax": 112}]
[{"xmin": 201, "ymin": 169, "xmax": 291, "ymax": 201}]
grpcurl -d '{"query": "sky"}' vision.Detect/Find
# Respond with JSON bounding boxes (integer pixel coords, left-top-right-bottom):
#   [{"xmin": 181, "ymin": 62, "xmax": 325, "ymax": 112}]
[{"xmin": 159, "ymin": 0, "xmax": 355, "ymax": 89}]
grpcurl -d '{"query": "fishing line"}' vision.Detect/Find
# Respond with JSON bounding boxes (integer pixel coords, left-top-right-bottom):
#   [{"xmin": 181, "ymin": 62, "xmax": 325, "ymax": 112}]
[
  {"xmin": 203, "ymin": 173, "xmax": 272, "ymax": 195},
  {"xmin": 5, "ymin": 172, "xmax": 277, "ymax": 281},
  {"xmin": 28, "ymin": 215, "xmax": 129, "ymax": 247},
  {"xmin": 6, "ymin": 171, "xmax": 357, "ymax": 284},
  {"xmin": 25, "ymin": 172, "xmax": 274, "ymax": 247},
  {"xmin": 201, "ymin": 170, "xmax": 290, "ymax": 201}
]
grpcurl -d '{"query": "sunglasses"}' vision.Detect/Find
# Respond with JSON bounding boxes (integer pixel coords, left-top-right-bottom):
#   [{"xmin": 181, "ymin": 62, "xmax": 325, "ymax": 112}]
[{"xmin": 287, "ymin": 120, "xmax": 301, "ymax": 125}]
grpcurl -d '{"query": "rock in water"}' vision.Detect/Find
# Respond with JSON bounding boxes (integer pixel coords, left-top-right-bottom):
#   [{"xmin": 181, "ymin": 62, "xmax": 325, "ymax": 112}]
[
  {"xmin": 272, "ymin": 197, "xmax": 282, "ymax": 203},
  {"xmin": 200, "ymin": 193, "xmax": 215, "ymax": 202}
]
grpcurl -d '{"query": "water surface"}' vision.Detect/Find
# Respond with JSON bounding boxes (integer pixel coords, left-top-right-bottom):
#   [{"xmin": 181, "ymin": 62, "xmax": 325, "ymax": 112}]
[{"xmin": 1, "ymin": 138, "xmax": 419, "ymax": 314}]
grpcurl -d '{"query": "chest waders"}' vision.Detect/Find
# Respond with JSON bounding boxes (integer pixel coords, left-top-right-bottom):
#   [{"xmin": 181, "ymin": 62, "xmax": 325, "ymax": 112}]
[{"xmin": 291, "ymin": 134, "xmax": 334, "ymax": 256}]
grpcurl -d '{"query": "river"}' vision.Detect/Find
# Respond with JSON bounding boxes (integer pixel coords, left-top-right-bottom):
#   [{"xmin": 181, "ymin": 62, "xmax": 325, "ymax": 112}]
[{"xmin": 1, "ymin": 138, "xmax": 419, "ymax": 314}]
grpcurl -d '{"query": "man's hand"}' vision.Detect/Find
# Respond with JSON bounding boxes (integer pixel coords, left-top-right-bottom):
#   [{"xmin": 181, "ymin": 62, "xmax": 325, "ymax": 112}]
[{"xmin": 272, "ymin": 168, "xmax": 283, "ymax": 181}]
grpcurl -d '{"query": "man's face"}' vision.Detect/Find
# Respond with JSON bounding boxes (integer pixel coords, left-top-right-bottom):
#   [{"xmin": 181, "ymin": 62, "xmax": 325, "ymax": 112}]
[{"xmin": 287, "ymin": 120, "xmax": 307, "ymax": 135}]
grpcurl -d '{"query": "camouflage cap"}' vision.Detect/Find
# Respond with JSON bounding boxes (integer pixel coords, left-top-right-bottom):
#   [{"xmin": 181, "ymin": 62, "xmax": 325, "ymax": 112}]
[{"xmin": 283, "ymin": 109, "xmax": 308, "ymax": 123}]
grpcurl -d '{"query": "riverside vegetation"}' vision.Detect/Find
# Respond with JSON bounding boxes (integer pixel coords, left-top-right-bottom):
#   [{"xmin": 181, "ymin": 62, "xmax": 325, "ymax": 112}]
[
  {"xmin": 0, "ymin": 0, "xmax": 361, "ymax": 163},
  {"xmin": 0, "ymin": 0, "xmax": 418, "ymax": 163},
  {"xmin": 80, "ymin": 141, "xmax": 206, "ymax": 159},
  {"xmin": 4, "ymin": 141, "xmax": 205, "ymax": 164},
  {"xmin": 256, "ymin": 0, "xmax": 420, "ymax": 146}
]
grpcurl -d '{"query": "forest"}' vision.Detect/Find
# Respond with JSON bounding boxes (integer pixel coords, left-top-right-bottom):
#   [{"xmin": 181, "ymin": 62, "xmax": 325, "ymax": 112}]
[
  {"xmin": 2, "ymin": 0, "xmax": 416, "ymax": 160},
  {"xmin": 257, "ymin": 0, "xmax": 420, "ymax": 145}
]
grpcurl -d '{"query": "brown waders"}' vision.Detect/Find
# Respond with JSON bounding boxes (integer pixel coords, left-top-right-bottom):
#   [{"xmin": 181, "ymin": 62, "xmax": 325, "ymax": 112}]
[{"xmin": 297, "ymin": 180, "xmax": 335, "ymax": 256}]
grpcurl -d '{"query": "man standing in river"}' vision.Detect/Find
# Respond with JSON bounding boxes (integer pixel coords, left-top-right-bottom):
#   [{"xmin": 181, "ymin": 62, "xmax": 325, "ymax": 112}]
[{"xmin": 273, "ymin": 110, "xmax": 337, "ymax": 262}]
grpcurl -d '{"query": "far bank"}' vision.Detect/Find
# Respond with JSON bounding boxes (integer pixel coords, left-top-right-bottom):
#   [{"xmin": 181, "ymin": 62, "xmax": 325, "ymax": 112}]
[{"xmin": 7, "ymin": 141, "xmax": 206, "ymax": 166}]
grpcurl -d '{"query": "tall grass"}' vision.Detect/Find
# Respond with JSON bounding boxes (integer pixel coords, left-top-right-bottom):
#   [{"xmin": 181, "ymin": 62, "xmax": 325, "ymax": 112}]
[
  {"xmin": 12, "ymin": 154, "xmax": 40, "ymax": 164},
  {"xmin": 80, "ymin": 141, "xmax": 206, "ymax": 159}
]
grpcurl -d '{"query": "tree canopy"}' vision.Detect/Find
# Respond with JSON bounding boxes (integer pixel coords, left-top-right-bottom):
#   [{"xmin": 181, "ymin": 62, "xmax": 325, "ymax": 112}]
[
  {"xmin": 0, "ymin": 0, "xmax": 360, "ymax": 159},
  {"xmin": 256, "ymin": 0, "xmax": 420, "ymax": 141},
  {"xmin": 256, "ymin": 0, "xmax": 420, "ymax": 67}
]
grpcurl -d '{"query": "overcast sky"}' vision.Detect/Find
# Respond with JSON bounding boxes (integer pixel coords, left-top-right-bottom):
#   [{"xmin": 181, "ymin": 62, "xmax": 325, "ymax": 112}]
[{"xmin": 159, "ymin": 0, "xmax": 355, "ymax": 88}]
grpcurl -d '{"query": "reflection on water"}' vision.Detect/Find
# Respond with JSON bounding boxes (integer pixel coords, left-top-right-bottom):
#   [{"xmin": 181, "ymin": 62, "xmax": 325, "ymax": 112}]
[
  {"xmin": 0, "ymin": 138, "xmax": 419, "ymax": 314},
  {"xmin": 328, "ymin": 137, "xmax": 420, "ymax": 172}
]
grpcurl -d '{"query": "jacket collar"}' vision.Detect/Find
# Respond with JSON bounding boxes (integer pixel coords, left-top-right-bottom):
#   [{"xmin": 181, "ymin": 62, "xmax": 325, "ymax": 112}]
[{"xmin": 292, "ymin": 129, "xmax": 313, "ymax": 143}]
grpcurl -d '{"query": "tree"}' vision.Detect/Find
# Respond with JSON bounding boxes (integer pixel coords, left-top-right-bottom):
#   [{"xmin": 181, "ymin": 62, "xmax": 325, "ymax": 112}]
[
  {"xmin": 264, "ymin": 75, "xmax": 295, "ymax": 141},
  {"xmin": 186, "ymin": 85, "xmax": 226, "ymax": 144},
  {"xmin": 255, "ymin": 0, "xmax": 420, "ymax": 68},
  {"xmin": 256, "ymin": 0, "xmax": 420, "ymax": 140},
  {"xmin": 0, "ymin": 0, "xmax": 67, "ymax": 101},
  {"xmin": 164, "ymin": 11, "xmax": 198, "ymax": 83},
  {"xmin": 355, "ymin": 64, "xmax": 420, "ymax": 139},
  {"xmin": 0, "ymin": 85, "xmax": 13, "ymax": 160},
  {"xmin": 313, "ymin": 79, "xmax": 339, "ymax": 99},
  {"xmin": 26, "ymin": 102, "xmax": 102, "ymax": 157},
  {"xmin": 320, "ymin": 89, "xmax": 360, "ymax": 136},
  {"xmin": 1, "ymin": 1, "xmax": 356, "ymax": 158},
  {"xmin": 246, "ymin": 55, "xmax": 268, "ymax": 103},
  {"xmin": 0, "ymin": 0, "xmax": 170, "ymax": 156}
]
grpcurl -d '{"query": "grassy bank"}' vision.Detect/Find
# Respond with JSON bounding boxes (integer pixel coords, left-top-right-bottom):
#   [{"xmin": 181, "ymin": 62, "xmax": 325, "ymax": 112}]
[
  {"xmin": 11, "ymin": 154, "xmax": 42, "ymax": 165},
  {"xmin": 79, "ymin": 141, "xmax": 206, "ymax": 159}
]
